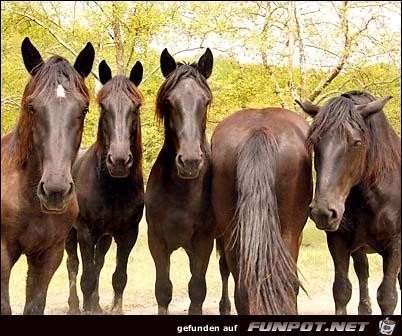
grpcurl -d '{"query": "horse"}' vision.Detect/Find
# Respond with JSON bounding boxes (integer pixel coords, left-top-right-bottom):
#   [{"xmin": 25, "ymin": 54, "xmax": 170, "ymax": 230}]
[
  {"xmin": 65, "ymin": 59, "xmax": 144, "ymax": 314},
  {"xmin": 1, "ymin": 37, "xmax": 94, "ymax": 315},
  {"xmin": 145, "ymin": 48, "xmax": 215, "ymax": 315},
  {"xmin": 296, "ymin": 91, "xmax": 401, "ymax": 315},
  {"xmin": 211, "ymin": 107, "xmax": 313, "ymax": 315}
]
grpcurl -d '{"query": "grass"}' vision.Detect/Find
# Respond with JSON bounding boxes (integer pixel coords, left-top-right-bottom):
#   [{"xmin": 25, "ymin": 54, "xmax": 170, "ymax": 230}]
[{"xmin": 8, "ymin": 217, "xmax": 401, "ymax": 315}]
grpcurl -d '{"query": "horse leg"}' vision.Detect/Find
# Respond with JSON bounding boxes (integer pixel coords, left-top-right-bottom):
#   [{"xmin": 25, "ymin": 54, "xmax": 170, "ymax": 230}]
[
  {"xmin": 233, "ymin": 280, "xmax": 249, "ymax": 315},
  {"xmin": 91, "ymin": 234, "xmax": 112, "ymax": 313},
  {"xmin": 378, "ymin": 237, "xmax": 400, "ymax": 315},
  {"xmin": 216, "ymin": 238, "xmax": 231, "ymax": 315},
  {"xmin": 111, "ymin": 227, "xmax": 138, "ymax": 314},
  {"xmin": 66, "ymin": 227, "xmax": 80, "ymax": 314},
  {"xmin": 186, "ymin": 236, "xmax": 214, "ymax": 315},
  {"xmin": 77, "ymin": 221, "xmax": 97, "ymax": 313},
  {"xmin": 351, "ymin": 250, "xmax": 372, "ymax": 315},
  {"xmin": 223, "ymin": 248, "xmax": 249, "ymax": 315},
  {"xmin": 148, "ymin": 229, "xmax": 172, "ymax": 315},
  {"xmin": 1, "ymin": 243, "xmax": 18, "ymax": 315},
  {"xmin": 23, "ymin": 243, "xmax": 64, "ymax": 314},
  {"xmin": 327, "ymin": 233, "xmax": 352, "ymax": 315},
  {"xmin": 281, "ymin": 232, "xmax": 302, "ymax": 313}
]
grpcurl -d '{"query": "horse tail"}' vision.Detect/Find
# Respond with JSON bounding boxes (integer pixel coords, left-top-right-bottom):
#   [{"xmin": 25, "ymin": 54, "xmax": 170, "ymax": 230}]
[{"xmin": 232, "ymin": 128, "xmax": 299, "ymax": 314}]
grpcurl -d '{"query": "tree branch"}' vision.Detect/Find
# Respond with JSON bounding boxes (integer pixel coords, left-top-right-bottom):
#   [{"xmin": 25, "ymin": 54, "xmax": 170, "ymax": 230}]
[
  {"xmin": 308, "ymin": 1, "xmax": 351, "ymax": 102},
  {"xmin": 10, "ymin": 9, "xmax": 99, "ymax": 81}
]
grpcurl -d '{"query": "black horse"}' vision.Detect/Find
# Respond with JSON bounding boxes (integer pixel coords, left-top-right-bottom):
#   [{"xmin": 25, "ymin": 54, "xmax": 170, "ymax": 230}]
[
  {"xmin": 296, "ymin": 91, "xmax": 401, "ymax": 315},
  {"xmin": 211, "ymin": 107, "xmax": 312, "ymax": 314},
  {"xmin": 145, "ymin": 48, "xmax": 215, "ymax": 314},
  {"xmin": 66, "ymin": 60, "xmax": 144, "ymax": 314},
  {"xmin": 1, "ymin": 37, "xmax": 94, "ymax": 314}
]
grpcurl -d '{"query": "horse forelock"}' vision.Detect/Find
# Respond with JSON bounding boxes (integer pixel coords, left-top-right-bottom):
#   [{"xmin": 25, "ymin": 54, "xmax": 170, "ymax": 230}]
[
  {"xmin": 155, "ymin": 63, "xmax": 212, "ymax": 123},
  {"xmin": 97, "ymin": 75, "xmax": 143, "ymax": 106}
]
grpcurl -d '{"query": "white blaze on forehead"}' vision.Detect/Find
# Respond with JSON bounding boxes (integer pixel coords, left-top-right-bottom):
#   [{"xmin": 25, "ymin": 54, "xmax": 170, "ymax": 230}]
[{"xmin": 56, "ymin": 84, "xmax": 66, "ymax": 98}]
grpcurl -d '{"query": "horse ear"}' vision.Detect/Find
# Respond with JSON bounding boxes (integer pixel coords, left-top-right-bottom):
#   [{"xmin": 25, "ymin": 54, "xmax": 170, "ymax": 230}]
[
  {"xmin": 160, "ymin": 48, "xmax": 176, "ymax": 78},
  {"xmin": 129, "ymin": 61, "xmax": 143, "ymax": 86},
  {"xmin": 295, "ymin": 99, "xmax": 320, "ymax": 117},
  {"xmin": 74, "ymin": 42, "xmax": 95, "ymax": 78},
  {"xmin": 99, "ymin": 60, "xmax": 112, "ymax": 85},
  {"xmin": 21, "ymin": 37, "xmax": 44, "ymax": 75},
  {"xmin": 197, "ymin": 48, "xmax": 213, "ymax": 79},
  {"xmin": 355, "ymin": 96, "xmax": 392, "ymax": 119}
]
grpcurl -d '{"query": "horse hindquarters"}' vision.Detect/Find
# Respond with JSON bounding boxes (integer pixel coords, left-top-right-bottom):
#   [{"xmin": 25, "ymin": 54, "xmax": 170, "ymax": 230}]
[{"xmin": 232, "ymin": 129, "xmax": 299, "ymax": 315}]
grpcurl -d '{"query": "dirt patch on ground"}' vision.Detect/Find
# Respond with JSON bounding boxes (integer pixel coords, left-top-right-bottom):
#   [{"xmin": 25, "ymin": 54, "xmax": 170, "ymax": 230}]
[{"xmin": 36, "ymin": 289, "xmax": 400, "ymax": 315}]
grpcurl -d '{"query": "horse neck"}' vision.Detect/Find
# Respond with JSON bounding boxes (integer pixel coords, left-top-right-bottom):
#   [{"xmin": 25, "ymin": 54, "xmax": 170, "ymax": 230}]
[
  {"xmin": 361, "ymin": 111, "xmax": 401, "ymax": 187},
  {"xmin": 8, "ymin": 132, "xmax": 43, "ymax": 199}
]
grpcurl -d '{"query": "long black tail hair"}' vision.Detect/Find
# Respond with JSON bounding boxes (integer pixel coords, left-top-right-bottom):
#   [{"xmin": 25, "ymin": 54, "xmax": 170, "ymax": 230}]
[{"xmin": 231, "ymin": 128, "xmax": 300, "ymax": 314}]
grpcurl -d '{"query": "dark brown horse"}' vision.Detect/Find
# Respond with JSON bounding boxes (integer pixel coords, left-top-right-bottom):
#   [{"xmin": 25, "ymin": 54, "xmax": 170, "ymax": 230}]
[
  {"xmin": 1, "ymin": 37, "xmax": 94, "ymax": 315},
  {"xmin": 65, "ymin": 60, "xmax": 144, "ymax": 314},
  {"xmin": 296, "ymin": 91, "xmax": 401, "ymax": 315},
  {"xmin": 211, "ymin": 108, "xmax": 312, "ymax": 315},
  {"xmin": 145, "ymin": 48, "xmax": 214, "ymax": 315}
]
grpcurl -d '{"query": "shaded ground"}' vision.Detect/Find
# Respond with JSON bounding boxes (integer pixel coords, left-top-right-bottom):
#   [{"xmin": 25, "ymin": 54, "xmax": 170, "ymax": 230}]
[
  {"xmin": 9, "ymin": 276, "xmax": 400, "ymax": 315},
  {"xmin": 7, "ymin": 219, "xmax": 401, "ymax": 316}
]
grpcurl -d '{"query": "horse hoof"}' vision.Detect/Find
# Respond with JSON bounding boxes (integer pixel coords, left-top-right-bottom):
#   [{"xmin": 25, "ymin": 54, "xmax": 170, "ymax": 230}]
[
  {"xmin": 67, "ymin": 308, "xmax": 81, "ymax": 315},
  {"xmin": 358, "ymin": 305, "xmax": 372, "ymax": 315},
  {"xmin": 91, "ymin": 305, "xmax": 103, "ymax": 314},
  {"xmin": 219, "ymin": 301, "xmax": 231, "ymax": 315},
  {"xmin": 158, "ymin": 306, "xmax": 168, "ymax": 315},
  {"xmin": 188, "ymin": 306, "xmax": 202, "ymax": 315},
  {"xmin": 110, "ymin": 306, "xmax": 123, "ymax": 315}
]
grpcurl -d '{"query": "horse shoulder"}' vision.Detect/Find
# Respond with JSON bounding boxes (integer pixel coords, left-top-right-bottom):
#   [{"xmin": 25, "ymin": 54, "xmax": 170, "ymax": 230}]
[{"xmin": 1, "ymin": 166, "xmax": 24, "ymax": 225}]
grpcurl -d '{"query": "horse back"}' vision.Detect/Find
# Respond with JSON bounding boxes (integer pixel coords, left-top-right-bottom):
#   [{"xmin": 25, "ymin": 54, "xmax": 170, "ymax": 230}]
[
  {"xmin": 211, "ymin": 107, "xmax": 312, "ymax": 238},
  {"xmin": 212, "ymin": 108, "xmax": 311, "ymax": 178}
]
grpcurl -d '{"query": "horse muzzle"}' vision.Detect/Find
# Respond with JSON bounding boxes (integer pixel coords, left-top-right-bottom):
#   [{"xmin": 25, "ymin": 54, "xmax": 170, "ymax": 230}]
[
  {"xmin": 309, "ymin": 200, "xmax": 344, "ymax": 232},
  {"xmin": 175, "ymin": 153, "xmax": 203, "ymax": 180},
  {"xmin": 37, "ymin": 180, "xmax": 75, "ymax": 214},
  {"xmin": 106, "ymin": 152, "xmax": 133, "ymax": 178}
]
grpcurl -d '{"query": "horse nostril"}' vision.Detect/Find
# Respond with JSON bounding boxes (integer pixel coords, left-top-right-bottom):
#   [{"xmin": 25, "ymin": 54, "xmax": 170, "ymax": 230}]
[
  {"xmin": 308, "ymin": 204, "xmax": 314, "ymax": 214},
  {"xmin": 329, "ymin": 208, "xmax": 338, "ymax": 220},
  {"xmin": 107, "ymin": 154, "xmax": 114, "ymax": 165},
  {"xmin": 39, "ymin": 182, "xmax": 47, "ymax": 196},
  {"xmin": 177, "ymin": 154, "xmax": 184, "ymax": 167},
  {"xmin": 65, "ymin": 182, "xmax": 74, "ymax": 196},
  {"xmin": 125, "ymin": 154, "xmax": 133, "ymax": 166}
]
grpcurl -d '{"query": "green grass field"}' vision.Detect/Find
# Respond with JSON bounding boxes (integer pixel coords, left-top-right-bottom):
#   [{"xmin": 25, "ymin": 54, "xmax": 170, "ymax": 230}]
[{"xmin": 8, "ymin": 217, "xmax": 401, "ymax": 315}]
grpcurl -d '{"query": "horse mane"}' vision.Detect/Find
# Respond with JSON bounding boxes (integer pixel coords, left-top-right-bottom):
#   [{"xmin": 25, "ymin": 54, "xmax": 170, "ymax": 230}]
[
  {"xmin": 155, "ymin": 62, "xmax": 212, "ymax": 123},
  {"xmin": 4, "ymin": 56, "xmax": 90, "ymax": 168},
  {"xmin": 307, "ymin": 90, "xmax": 400, "ymax": 185},
  {"xmin": 96, "ymin": 76, "xmax": 144, "ymax": 164}
]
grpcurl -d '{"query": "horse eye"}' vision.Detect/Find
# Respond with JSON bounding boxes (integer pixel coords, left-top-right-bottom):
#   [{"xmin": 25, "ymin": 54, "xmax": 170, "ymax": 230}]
[
  {"xmin": 353, "ymin": 140, "xmax": 362, "ymax": 146},
  {"xmin": 27, "ymin": 103, "xmax": 34, "ymax": 114},
  {"xmin": 81, "ymin": 107, "xmax": 89, "ymax": 117}
]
